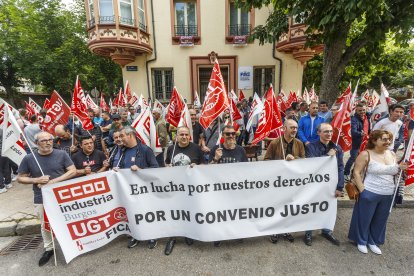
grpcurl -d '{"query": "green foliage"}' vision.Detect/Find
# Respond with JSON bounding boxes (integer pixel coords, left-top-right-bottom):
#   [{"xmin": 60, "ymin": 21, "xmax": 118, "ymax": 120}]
[{"xmin": 0, "ymin": 0, "xmax": 122, "ymax": 105}]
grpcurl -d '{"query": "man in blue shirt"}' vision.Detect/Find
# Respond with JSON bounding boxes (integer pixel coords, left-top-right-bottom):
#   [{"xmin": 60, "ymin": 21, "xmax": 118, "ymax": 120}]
[
  {"xmin": 305, "ymin": 123, "xmax": 344, "ymax": 247},
  {"xmin": 298, "ymin": 102, "xmax": 325, "ymax": 145},
  {"xmin": 118, "ymin": 126, "xmax": 159, "ymax": 250}
]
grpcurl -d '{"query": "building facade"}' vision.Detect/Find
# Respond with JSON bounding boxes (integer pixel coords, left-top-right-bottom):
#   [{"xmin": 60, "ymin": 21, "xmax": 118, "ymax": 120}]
[{"xmin": 85, "ymin": 0, "xmax": 321, "ymax": 103}]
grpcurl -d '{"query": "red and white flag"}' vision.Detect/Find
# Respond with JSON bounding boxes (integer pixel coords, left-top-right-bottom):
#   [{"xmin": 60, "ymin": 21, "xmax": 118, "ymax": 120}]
[
  {"xmin": 404, "ymin": 124, "xmax": 414, "ymax": 186},
  {"xmin": 335, "ymin": 83, "xmax": 352, "ymax": 105},
  {"xmin": 70, "ymin": 76, "xmax": 94, "ymax": 130},
  {"xmin": 238, "ymin": 90, "xmax": 246, "ymax": 102},
  {"xmin": 193, "ymin": 91, "xmax": 201, "ymax": 108},
  {"xmin": 129, "ymin": 93, "xmax": 139, "ymax": 108},
  {"xmin": 42, "ymin": 91, "xmax": 71, "ymax": 136},
  {"xmin": 303, "ymin": 87, "xmax": 310, "ymax": 104},
  {"xmin": 331, "ymin": 83, "xmax": 358, "ymax": 152},
  {"xmin": 100, "ymin": 93, "xmax": 109, "ymax": 111},
  {"xmin": 246, "ymin": 92, "xmax": 263, "ymax": 131},
  {"xmin": 125, "ymin": 80, "xmax": 132, "ymax": 102},
  {"xmin": 371, "ymin": 85, "xmax": 389, "ymax": 126},
  {"xmin": 138, "ymin": 94, "xmax": 149, "ymax": 109},
  {"xmin": 229, "ymin": 90, "xmax": 242, "ymax": 121},
  {"xmin": 85, "ymin": 94, "xmax": 99, "ymax": 109},
  {"xmin": 286, "ymin": 91, "xmax": 298, "ymax": 108},
  {"xmin": 166, "ymin": 87, "xmax": 185, "ymax": 127},
  {"xmin": 29, "ymin": 97, "xmax": 42, "ymax": 113},
  {"xmin": 252, "ymin": 86, "xmax": 283, "ymax": 145},
  {"xmin": 199, "ymin": 61, "xmax": 230, "ymax": 129},
  {"xmin": 0, "ymin": 99, "xmax": 27, "ymax": 165},
  {"xmin": 153, "ymin": 99, "xmax": 165, "ymax": 114},
  {"xmin": 368, "ymin": 90, "xmax": 380, "ymax": 112},
  {"xmin": 25, "ymin": 101, "xmax": 36, "ymax": 119},
  {"xmin": 361, "ymin": 89, "xmax": 370, "ymax": 103},
  {"xmin": 113, "ymin": 88, "xmax": 126, "ymax": 107},
  {"xmin": 43, "ymin": 98, "xmax": 50, "ymax": 110},
  {"xmin": 276, "ymin": 90, "xmax": 288, "ymax": 114},
  {"xmin": 131, "ymin": 107, "xmax": 162, "ymax": 155},
  {"xmin": 178, "ymin": 104, "xmax": 193, "ymax": 142}
]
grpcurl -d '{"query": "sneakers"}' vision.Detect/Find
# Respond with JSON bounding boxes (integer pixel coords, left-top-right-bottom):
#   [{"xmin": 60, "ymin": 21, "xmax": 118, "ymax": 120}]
[
  {"xmin": 357, "ymin": 244, "xmax": 368, "ymax": 254},
  {"xmin": 127, "ymin": 238, "xmax": 139, "ymax": 248},
  {"xmin": 304, "ymin": 233, "xmax": 312, "ymax": 246},
  {"xmin": 12, "ymin": 174, "xmax": 17, "ymax": 182},
  {"xmin": 0, "ymin": 188, "xmax": 7, "ymax": 194},
  {"xmin": 5, "ymin": 183, "xmax": 13, "ymax": 189},
  {"xmin": 368, "ymin": 244, "xmax": 382, "ymax": 255},
  {"xmin": 147, "ymin": 239, "xmax": 157, "ymax": 249},
  {"xmin": 283, "ymin": 233, "xmax": 295, "ymax": 242},
  {"xmin": 321, "ymin": 232, "xmax": 340, "ymax": 246},
  {"xmin": 38, "ymin": 250, "xmax": 54, "ymax": 266},
  {"xmin": 270, "ymin": 234, "xmax": 279, "ymax": 244}
]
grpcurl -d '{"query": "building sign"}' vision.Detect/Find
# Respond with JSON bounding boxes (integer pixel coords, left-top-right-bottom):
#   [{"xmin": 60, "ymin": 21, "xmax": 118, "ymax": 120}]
[
  {"xmin": 238, "ymin": 66, "xmax": 253, "ymax": 90},
  {"xmin": 179, "ymin": 36, "xmax": 194, "ymax": 47},
  {"xmin": 233, "ymin": 36, "xmax": 247, "ymax": 45},
  {"xmin": 126, "ymin": 66, "xmax": 138, "ymax": 71}
]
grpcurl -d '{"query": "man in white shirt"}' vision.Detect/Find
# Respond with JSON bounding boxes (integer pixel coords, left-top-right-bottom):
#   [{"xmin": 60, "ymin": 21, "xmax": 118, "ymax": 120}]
[{"xmin": 372, "ymin": 104, "xmax": 404, "ymax": 151}]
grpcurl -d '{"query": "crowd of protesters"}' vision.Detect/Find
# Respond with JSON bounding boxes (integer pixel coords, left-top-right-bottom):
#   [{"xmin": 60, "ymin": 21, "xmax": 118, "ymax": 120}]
[{"xmin": 1, "ymin": 96, "xmax": 412, "ymax": 266}]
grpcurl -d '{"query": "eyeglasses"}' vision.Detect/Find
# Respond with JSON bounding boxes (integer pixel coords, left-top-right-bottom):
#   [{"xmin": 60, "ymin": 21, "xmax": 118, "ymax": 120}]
[
  {"xmin": 113, "ymin": 118, "xmax": 120, "ymax": 121},
  {"xmin": 38, "ymin": 138, "xmax": 53, "ymax": 143},
  {"xmin": 223, "ymin": 132, "xmax": 236, "ymax": 136}
]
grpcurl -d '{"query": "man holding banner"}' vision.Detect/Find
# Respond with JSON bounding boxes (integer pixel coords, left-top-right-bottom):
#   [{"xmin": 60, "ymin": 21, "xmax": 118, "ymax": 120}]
[
  {"xmin": 304, "ymin": 123, "xmax": 343, "ymax": 246},
  {"xmin": 17, "ymin": 131, "xmax": 76, "ymax": 266}
]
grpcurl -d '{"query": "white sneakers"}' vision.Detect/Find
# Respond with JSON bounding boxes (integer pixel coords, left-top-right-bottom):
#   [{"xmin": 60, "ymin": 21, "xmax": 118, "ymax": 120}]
[
  {"xmin": 357, "ymin": 244, "xmax": 368, "ymax": 254},
  {"xmin": 0, "ymin": 188, "xmax": 7, "ymax": 194},
  {"xmin": 358, "ymin": 244, "xmax": 382, "ymax": 255},
  {"xmin": 5, "ymin": 183, "xmax": 13, "ymax": 189},
  {"xmin": 368, "ymin": 244, "xmax": 382, "ymax": 255}
]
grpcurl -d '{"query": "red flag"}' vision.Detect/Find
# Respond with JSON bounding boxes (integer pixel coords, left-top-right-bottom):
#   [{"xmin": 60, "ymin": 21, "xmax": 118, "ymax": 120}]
[
  {"xmin": 199, "ymin": 61, "xmax": 230, "ymax": 129},
  {"xmin": 70, "ymin": 76, "xmax": 94, "ymax": 131},
  {"xmin": 238, "ymin": 90, "xmax": 246, "ymax": 101},
  {"xmin": 25, "ymin": 101, "xmax": 36, "ymax": 119},
  {"xmin": 42, "ymin": 91, "xmax": 71, "ymax": 136},
  {"xmin": 165, "ymin": 87, "xmax": 185, "ymax": 127},
  {"xmin": 100, "ymin": 93, "xmax": 109, "ymax": 111},
  {"xmin": 125, "ymin": 81, "xmax": 132, "ymax": 102},
  {"xmin": 276, "ymin": 94, "xmax": 288, "ymax": 113},
  {"xmin": 252, "ymin": 86, "xmax": 283, "ymax": 145},
  {"xmin": 43, "ymin": 98, "xmax": 50, "ymax": 110},
  {"xmin": 286, "ymin": 91, "xmax": 298, "ymax": 108},
  {"xmin": 228, "ymin": 92, "xmax": 242, "ymax": 121},
  {"xmin": 331, "ymin": 95, "xmax": 352, "ymax": 152},
  {"xmin": 113, "ymin": 88, "xmax": 126, "ymax": 107},
  {"xmin": 335, "ymin": 84, "xmax": 352, "ymax": 105}
]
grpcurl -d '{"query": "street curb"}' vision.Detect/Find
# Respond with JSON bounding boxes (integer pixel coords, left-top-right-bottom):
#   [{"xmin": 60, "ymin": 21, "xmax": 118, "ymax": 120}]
[{"xmin": 338, "ymin": 200, "xmax": 414, "ymax": 208}]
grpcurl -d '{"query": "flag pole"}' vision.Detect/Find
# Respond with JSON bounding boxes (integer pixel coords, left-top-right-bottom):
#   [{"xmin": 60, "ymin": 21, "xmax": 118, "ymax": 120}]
[{"xmin": 389, "ymin": 123, "xmax": 414, "ymax": 213}]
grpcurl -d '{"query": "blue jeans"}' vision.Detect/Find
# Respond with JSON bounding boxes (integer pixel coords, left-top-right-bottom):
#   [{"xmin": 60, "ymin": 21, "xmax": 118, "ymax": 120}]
[
  {"xmin": 348, "ymin": 190, "xmax": 393, "ymax": 245},
  {"xmin": 344, "ymin": 148, "xmax": 360, "ymax": 175}
]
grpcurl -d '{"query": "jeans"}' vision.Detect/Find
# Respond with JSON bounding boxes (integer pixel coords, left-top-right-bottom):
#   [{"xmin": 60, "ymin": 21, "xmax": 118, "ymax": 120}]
[
  {"xmin": 0, "ymin": 156, "xmax": 11, "ymax": 189},
  {"xmin": 344, "ymin": 148, "xmax": 360, "ymax": 175}
]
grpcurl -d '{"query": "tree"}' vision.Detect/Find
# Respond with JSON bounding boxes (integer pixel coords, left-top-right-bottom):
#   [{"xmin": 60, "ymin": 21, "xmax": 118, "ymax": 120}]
[
  {"xmin": 235, "ymin": 0, "xmax": 414, "ymax": 104},
  {"xmin": 0, "ymin": 0, "xmax": 122, "ymax": 106}
]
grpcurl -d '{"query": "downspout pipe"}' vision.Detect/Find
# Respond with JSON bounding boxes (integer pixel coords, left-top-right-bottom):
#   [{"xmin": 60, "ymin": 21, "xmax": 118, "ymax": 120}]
[
  {"xmin": 272, "ymin": 38, "xmax": 282, "ymax": 93},
  {"xmin": 146, "ymin": 0, "xmax": 157, "ymax": 101}
]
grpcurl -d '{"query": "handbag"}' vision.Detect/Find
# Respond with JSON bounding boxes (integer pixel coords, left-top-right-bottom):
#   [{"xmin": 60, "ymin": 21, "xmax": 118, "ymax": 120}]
[{"xmin": 345, "ymin": 151, "xmax": 370, "ymax": 201}]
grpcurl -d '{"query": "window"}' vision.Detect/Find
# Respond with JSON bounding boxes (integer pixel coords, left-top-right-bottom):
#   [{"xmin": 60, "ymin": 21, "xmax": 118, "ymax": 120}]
[
  {"xmin": 99, "ymin": 0, "xmax": 114, "ymax": 24},
  {"xmin": 152, "ymin": 69, "xmax": 174, "ymax": 101},
  {"xmin": 229, "ymin": 2, "xmax": 250, "ymax": 36},
  {"xmin": 88, "ymin": 0, "xmax": 95, "ymax": 27},
  {"xmin": 138, "ymin": 0, "xmax": 146, "ymax": 31},
  {"xmin": 175, "ymin": 1, "xmax": 197, "ymax": 36},
  {"xmin": 119, "ymin": 0, "xmax": 134, "ymax": 26},
  {"xmin": 253, "ymin": 67, "xmax": 275, "ymax": 97}
]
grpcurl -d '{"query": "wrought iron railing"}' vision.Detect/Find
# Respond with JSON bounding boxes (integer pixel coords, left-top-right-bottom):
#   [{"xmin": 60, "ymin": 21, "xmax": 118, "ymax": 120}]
[
  {"xmin": 174, "ymin": 25, "xmax": 198, "ymax": 36},
  {"xmin": 119, "ymin": 16, "xmax": 135, "ymax": 26},
  {"xmin": 228, "ymin": 24, "xmax": 251, "ymax": 36},
  {"xmin": 139, "ymin": 22, "xmax": 147, "ymax": 32},
  {"xmin": 99, "ymin": 16, "xmax": 115, "ymax": 24},
  {"xmin": 88, "ymin": 18, "xmax": 95, "ymax": 28}
]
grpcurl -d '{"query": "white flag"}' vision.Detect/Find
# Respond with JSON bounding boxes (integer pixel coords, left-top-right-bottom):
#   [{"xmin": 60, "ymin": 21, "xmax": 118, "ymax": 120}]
[
  {"xmin": 131, "ymin": 107, "xmax": 162, "ymax": 154},
  {"xmin": 29, "ymin": 97, "xmax": 42, "ymax": 113},
  {"xmin": 246, "ymin": 93, "xmax": 264, "ymax": 131},
  {"xmin": 193, "ymin": 91, "xmax": 201, "ymax": 108},
  {"xmin": 85, "ymin": 94, "xmax": 98, "ymax": 109},
  {"xmin": 371, "ymin": 85, "xmax": 389, "ymax": 126},
  {"xmin": 178, "ymin": 104, "xmax": 193, "ymax": 142},
  {"xmin": 0, "ymin": 99, "xmax": 27, "ymax": 165}
]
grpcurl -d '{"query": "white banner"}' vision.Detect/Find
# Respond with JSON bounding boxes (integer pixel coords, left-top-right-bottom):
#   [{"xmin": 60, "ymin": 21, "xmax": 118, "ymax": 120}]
[{"xmin": 43, "ymin": 156, "xmax": 338, "ymax": 263}]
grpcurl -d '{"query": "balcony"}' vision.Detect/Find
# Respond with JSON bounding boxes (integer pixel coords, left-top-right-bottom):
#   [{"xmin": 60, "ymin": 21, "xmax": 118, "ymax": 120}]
[
  {"xmin": 226, "ymin": 24, "xmax": 252, "ymax": 44},
  {"xmin": 172, "ymin": 24, "xmax": 200, "ymax": 45},
  {"xmin": 275, "ymin": 19, "xmax": 323, "ymax": 64}
]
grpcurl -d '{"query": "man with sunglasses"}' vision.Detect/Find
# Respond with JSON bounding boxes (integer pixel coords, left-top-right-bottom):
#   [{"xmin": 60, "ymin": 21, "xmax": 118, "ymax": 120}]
[
  {"xmin": 304, "ymin": 123, "xmax": 344, "ymax": 247},
  {"xmin": 17, "ymin": 131, "xmax": 76, "ymax": 266}
]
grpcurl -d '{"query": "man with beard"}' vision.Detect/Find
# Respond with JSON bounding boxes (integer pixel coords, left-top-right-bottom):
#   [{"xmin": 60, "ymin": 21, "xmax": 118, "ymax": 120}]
[
  {"xmin": 17, "ymin": 132, "xmax": 76, "ymax": 266},
  {"xmin": 71, "ymin": 136, "xmax": 108, "ymax": 177},
  {"xmin": 264, "ymin": 119, "xmax": 305, "ymax": 243},
  {"xmin": 163, "ymin": 126, "xmax": 204, "ymax": 255},
  {"xmin": 189, "ymin": 108, "xmax": 204, "ymax": 146},
  {"xmin": 209, "ymin": 125, "xmax": 248, "ymax": 246},
  {"xmin": 107, "ymin": 130, "xmax": 123, "ymax": 169}
]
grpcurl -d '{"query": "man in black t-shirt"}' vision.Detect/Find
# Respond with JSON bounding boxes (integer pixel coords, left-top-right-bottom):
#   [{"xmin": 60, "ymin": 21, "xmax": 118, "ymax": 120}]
[
  {"xmin": 71, "ymin": 136, "xmax": 108, "ymax": 177},
  {"xmin": 209, "ymin": 125, "xmax": 248, "ymax": 164},
  {"xmin": 189, "ymin": 109, "xmax": 204, "ymax": 146},
  {"xmin": 164, "ymin": 126, "xmax": 203, "ymax": 255}
]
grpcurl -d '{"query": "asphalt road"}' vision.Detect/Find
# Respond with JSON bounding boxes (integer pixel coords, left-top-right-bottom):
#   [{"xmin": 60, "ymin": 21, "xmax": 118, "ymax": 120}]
[{"xmin": 0, "ymin": 208, "xmax": 413, "ymax": 276}]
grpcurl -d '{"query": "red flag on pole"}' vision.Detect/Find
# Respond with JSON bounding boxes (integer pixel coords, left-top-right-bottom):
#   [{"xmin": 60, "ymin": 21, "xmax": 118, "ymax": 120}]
[
  {"xmin": 252, "ymin": 86, "xmax": 283, "ymax": 145},
  {"xmin": 125, "ymin": 81, "xmax": 132, "ymax": 102},
  {"xmin": 100, "ymin": 93, "xmax": 109, "ymax": 111},
  {"xmin": 331, "ymin": 94, "xmax": 352, "ymax": 152},
  {"xmin": 238, "ymin": 90, "xmax": 246, "ymax": 102},
  {"xmin": 43, "ymin": 98, "xmax": 50, "ymax": 110},
  {"xmin": 228, "ymin": 91, "xmax": 242, "ymax": 121},
  {"xmin": 70, "ymin": 76, "xmax": 94, "ymax": 131},
  {"xmin": 335, "ymin": 83, "xmax": 352, "ymax": 105},
  {"xmin": 165, "ymin": 87, "xmax": 185, "ymax": 127},
  {"xmin": 25, "ymin": 101, "xmax": 36, "ymax": 119},
  {"xmin": 42, "ymin": 91, "xmax": 71, "ymax": 135},
  {"xmin": 199, "ymin": 60, "xmax": 230, "ymax": 129}
]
